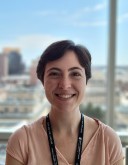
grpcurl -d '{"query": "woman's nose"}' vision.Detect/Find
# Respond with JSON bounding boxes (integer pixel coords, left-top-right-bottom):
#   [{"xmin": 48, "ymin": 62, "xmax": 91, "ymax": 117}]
[{"xmin": 58, "ymin": 77, "xmax": 71, "ymax": 89}]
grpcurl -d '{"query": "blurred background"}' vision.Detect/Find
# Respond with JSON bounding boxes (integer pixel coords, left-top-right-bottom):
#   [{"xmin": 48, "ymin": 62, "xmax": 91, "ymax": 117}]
[{"xmin": 0, "ymin": 0, "xmax": 128, "ymax": 164}]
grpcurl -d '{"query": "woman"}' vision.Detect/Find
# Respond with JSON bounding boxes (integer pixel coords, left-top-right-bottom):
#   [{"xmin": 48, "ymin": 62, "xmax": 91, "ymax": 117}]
[{"xmin": 6, "ymin": 40, "xmax": 124, "ymax": 165}]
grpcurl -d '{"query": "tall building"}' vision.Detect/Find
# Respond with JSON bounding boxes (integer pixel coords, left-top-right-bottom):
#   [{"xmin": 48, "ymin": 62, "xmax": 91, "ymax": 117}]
[
  {"xmin": 29, "ymin": 58, "xmax": 39, "ymax": 86},
  {"xmin": 3, "ymin": 48, "xmax": 25, "ymax": 75},
  {"xmin": 0, "ymin": 53, "xmax": 8, "ymax": 79}
]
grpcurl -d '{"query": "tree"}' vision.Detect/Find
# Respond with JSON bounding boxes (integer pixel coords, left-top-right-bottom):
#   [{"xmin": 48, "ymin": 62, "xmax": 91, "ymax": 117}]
[{"xmin": 80, "ymin": 103, "xmax": 106, "ymax": 123}]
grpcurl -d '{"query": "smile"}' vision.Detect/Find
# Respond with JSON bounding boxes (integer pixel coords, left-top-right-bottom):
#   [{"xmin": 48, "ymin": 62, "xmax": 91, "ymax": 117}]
[{"xmin": 55, "ymin": 94, "xmax": 75, "ymax": 99}]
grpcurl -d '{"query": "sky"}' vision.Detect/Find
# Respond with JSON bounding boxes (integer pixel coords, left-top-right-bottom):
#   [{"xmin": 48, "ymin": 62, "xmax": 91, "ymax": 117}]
[{"xmin": 0, "ymin": 0, "xmax": 128, "ymax": 67}]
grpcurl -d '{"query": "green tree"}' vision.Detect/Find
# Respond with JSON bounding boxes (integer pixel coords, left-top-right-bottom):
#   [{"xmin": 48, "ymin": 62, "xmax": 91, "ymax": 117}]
[{"xmin": 80, "ymin": 103, "xmax": 106, "ymax": 123}]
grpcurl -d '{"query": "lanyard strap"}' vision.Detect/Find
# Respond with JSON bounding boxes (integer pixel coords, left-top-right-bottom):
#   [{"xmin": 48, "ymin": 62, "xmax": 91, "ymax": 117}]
[{"xmin": 46, "ymin": 113, "xmax": 84, "ymax": 165}]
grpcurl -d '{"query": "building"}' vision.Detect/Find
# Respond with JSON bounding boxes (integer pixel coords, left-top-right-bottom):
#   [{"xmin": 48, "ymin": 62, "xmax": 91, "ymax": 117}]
[
  {"xmin": 1, "ymin": 75, "xmax": 30, "ymax": 85},
  {"xmin": 3, "ymin": 48, "xmax": 25, "ymax": 75},
  {"xmin": 84, "ymin": 86, "xmax": 120, "ymax": 108},
  {"xmin": 0, "ymin": 85, "xmax": 46, "ymax": 120},
  {"xmin": 0, "ymin": 53, "xmax": 8, "ymax": 79}
]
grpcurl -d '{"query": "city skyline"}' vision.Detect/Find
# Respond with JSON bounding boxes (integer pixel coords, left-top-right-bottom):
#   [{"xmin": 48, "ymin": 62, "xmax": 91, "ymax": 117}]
[{"xmin": 0, "ymin": 0, "xmax": 128, "ymax": 66}]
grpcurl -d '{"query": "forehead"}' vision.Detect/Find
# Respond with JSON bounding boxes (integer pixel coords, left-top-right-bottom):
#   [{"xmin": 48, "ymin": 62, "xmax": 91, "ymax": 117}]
[{"xmin": 45, "ymin": 51, "xmax": 84, "ymax": 71}]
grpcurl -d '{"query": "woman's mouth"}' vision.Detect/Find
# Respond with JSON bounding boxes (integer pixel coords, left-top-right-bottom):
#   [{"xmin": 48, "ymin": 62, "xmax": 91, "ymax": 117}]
[{"xmin": 55, "ymin": 94, "xmax": 75, "ymax": 99}]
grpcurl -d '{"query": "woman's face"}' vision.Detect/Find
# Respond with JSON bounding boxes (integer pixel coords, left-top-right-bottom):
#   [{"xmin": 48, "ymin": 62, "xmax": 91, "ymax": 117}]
[{"xmin": 43, "ymin": 51, "xmax": 86, "ymax": 113}]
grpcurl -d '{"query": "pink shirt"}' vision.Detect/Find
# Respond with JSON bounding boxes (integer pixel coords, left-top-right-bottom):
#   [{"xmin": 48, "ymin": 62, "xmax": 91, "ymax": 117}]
[{"xmin": 6, "ymin": 116, "xmax": 124, "ymax": 165}]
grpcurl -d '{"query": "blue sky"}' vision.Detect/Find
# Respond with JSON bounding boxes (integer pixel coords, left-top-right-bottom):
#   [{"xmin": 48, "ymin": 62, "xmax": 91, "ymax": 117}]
[{"xmin": 0, "ymin": 0, "xmax": 128, "ymax": 66}]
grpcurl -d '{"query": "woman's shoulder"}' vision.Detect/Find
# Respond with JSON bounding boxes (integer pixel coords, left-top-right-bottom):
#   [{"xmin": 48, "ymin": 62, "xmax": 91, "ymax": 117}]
[
  {"xmin": 85, "ymin": 115, "xmax": 122, "ymax": 143},
  {"xmin": 6, "ymin": 116, "xmax": 46, "ymax": 164},
  {"xmin": 92, "ymin": 118, "xmax": 123, "ymax": 154},
  {"xmin": 24, "ymin": 116, "xmax": 45, "ymax": 131},
  {"xmin": 7, "ymin": 116, "xmax": 46, "ymax": 146},
  {"xmin": 99, "ymin": 121, "xmax": 124, "ymax": 163},
  {"xmin": 96, "ymin": 119, "xmax": 121, "ymax": 141}
]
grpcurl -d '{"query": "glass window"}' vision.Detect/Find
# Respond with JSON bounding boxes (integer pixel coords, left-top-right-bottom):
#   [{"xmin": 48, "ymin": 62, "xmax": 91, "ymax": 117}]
[{"xmin": 0, "ymin": 0, "xmax": 128, "ymax": 163}]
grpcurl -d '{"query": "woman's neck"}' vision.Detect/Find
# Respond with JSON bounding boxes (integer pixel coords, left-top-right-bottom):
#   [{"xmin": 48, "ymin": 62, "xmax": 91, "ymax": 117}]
[{"xmin": 48, "ymin": 108, "xmax": 81, "ymax": 135}]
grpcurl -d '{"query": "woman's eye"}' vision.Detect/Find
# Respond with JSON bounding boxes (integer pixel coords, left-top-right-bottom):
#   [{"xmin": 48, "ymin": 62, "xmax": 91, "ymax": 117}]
[
  {"xmin": 49, "ymin": 72, "xmax": 60, "ymax": 77},
  {"xmin": 72, "ymin": 72, "xmax": 81, "ymax": 77}
]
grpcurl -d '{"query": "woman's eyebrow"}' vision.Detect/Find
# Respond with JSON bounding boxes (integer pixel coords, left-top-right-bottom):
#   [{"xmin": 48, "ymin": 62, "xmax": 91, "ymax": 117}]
[
  {"xmin": 68, "ymin": 67, "xmax": 83, "ymax": 71},
  {"xmin": 47, "ymin": 67, "xmax": 61, "ymax": 72},
  {"xmin": 47, "ymin": 67, "xmax": 83, "ymax": 73}
]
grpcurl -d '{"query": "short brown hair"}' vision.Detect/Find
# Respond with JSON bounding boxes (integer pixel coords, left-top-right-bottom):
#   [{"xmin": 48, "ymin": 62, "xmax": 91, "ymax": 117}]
[{"xmin": 36, "ymin": 40, "xmax": 92, "ymax": 84}]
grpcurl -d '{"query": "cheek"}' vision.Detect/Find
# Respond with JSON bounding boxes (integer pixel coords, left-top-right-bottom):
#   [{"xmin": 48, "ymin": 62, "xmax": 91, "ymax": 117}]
[
  {"xmin": 43, "ymin": 79, "xmax": 58, "ymax": 91},
  {"xmin": 43, "ymin": 76, "xmax": 51, "ymax": 87},
  {"xmin": 43, "ymin": 82, "xmax": 52, "ymax": 101},
  {"xmin": 78, "ymin": 81, "xmax": 86, "ymax": 95}
]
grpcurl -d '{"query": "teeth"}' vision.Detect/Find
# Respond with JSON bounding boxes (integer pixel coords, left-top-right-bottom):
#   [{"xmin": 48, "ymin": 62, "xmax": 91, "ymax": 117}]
[{"xmin": 58, "ymin": 94, "xmax": 73, "ymax": 98}]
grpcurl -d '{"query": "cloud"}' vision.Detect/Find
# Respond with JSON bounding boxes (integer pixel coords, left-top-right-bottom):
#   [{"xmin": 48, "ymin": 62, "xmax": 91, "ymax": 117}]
[
  {"xmin": 68, "ymin": 2, "xmax": 107, "ymax": 27},
  {"xmin": 93, "ymin": 3, "xmax": 106, "ymax": 11},
  {"xmin": 73, "ymin": 2, "xmax": 107, "ymax": 18},
  {"xmin": 0, "ymin": 34, "xmax": 62, "ymax": 65},
  {"xmin": 17, "ymin": 34, "xmax": 60, "ymax": 49},
  {"xmin": 0, "ymin": 34, "xmax": 60, "ymax": 50},
  {"xmin": 0, "ymin": 34, "xmax": 86, "ymax": 66},
  {"xmin": 34, "ymin": 2, "xmax": 107, "ymax": 28},
  {"xmin": 72, "ymin": 20, "xmax": 107, "ymax": 27}
]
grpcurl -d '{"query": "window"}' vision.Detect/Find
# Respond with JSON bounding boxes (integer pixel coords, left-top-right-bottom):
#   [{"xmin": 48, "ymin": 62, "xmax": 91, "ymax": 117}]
[{"xmin": 0, "ymin": 0, "xmax": 128, "ymax": 164}]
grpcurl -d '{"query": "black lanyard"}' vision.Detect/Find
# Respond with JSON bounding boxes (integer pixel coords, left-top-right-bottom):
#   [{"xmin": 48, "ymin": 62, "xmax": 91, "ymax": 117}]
[{"xmin": 46, "ymin": 113, "xmax": 84, "ymax": 165}]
